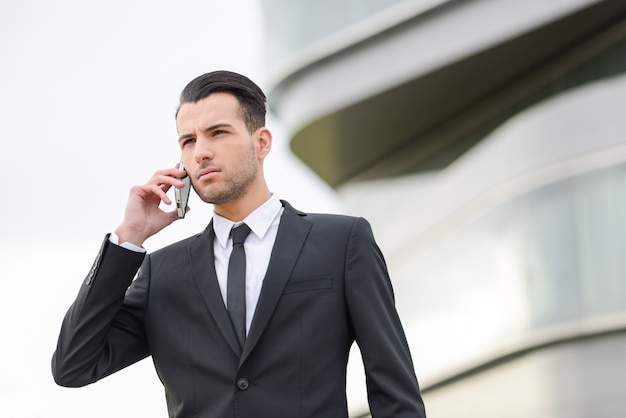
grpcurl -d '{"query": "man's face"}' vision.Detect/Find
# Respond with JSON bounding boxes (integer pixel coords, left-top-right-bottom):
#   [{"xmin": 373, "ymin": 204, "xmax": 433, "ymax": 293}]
[{"xmin": 176, "ymin": 92, "xmax": 260, "ymax": 206}]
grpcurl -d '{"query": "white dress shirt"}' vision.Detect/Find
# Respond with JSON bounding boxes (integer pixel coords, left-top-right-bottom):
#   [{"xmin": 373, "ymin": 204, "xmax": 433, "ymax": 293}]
[
  {"xmin": 211, "ymin": 194, "xmax": 283, "ymax": 334},
  {"xmin": 110, "ymin": 193, "xmax": 284, "ymax": 335}
]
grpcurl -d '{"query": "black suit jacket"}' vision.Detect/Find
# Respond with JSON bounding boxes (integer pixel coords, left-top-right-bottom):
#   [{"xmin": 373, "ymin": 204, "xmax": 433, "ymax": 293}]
[{"xmin": 52, "ymin": 201, "xmax": 425, "ymax": 417}]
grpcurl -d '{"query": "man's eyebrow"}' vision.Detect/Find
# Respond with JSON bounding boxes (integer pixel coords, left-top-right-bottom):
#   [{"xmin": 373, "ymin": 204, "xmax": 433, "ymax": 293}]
[
  {"xmin": 178, "ymin": 133, "xmax": 195, "ymax": 143},
  {"xmin": 204, "ymin": 123, "xmax": 234, "ymax": 132},
  {"xmin": 178, "ymin": 123, "xmax": 235, "ymax": 143}
]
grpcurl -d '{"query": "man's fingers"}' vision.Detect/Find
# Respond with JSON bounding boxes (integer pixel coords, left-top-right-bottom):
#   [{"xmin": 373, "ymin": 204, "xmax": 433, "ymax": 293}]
[
  {"xmin": 148, "ymin": 173, "xmax": 185, "ymax": 191},
  {"xmin": 133, "ymin": 183, "xmax": 172, "ymax": 205},
  {"xmin": 151, "ymin": 167, "xmax": 187, "ymax": 182},
  {"xmin": 149, "ymin": 183, "xmax": 172, "ymax": 205},
  {"xmin": 140, "ymin": 172, "xmax": 186, "ymax": 200},
  {"xmin": 127, "ymin": 167, "xmax": 188, "ymax": 209}
]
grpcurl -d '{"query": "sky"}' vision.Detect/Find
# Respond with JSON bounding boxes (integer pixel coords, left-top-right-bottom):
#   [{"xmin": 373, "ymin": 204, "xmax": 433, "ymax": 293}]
[{"xmin": 0, "ymin": 1, "xmax": 343, "ymax": 416}]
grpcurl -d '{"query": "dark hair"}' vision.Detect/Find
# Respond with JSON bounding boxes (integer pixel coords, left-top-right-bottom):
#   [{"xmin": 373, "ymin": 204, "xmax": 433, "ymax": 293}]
[{"xmin": 176, "ymin": 70, "xmax": 267, "ymax": 133}]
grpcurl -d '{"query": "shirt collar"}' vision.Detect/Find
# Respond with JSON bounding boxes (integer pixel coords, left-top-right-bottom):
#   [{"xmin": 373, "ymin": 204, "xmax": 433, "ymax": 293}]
[{"xmin": 213, "ymin": 194, "xmax": 282, "ymax": 248}]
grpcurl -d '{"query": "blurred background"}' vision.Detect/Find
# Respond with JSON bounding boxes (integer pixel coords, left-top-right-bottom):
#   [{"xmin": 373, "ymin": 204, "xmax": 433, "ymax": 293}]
[{"xmin": 3, "ymin": 0, "xmax": 626, "ymax": 417}]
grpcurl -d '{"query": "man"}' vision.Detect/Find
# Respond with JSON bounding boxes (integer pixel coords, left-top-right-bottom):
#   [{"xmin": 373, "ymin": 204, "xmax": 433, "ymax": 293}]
[{"xmin": 52, "ymin": 70, "xmax": 426, "ymax": 417}]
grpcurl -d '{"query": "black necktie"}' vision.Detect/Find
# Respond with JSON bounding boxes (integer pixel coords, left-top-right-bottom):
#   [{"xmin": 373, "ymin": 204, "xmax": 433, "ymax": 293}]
[{"xmin": 227, "ymin": 223, "xmax": 251, "ymax": 348}]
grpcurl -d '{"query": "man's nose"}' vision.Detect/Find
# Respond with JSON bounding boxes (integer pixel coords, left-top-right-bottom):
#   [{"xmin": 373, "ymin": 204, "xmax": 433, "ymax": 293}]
[{"xmin": 193, "ymin": 137, "xmax": 214, "ymax": 162}]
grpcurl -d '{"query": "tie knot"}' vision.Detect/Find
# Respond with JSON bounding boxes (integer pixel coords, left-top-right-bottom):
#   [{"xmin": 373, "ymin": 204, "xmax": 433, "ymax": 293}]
[{"xmin": 231, "ymin": 223, "xmax": 251, "ymax": 246}]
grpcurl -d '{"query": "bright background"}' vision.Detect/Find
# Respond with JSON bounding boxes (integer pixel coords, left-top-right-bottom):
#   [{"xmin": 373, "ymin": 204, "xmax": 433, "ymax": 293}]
[{"xmin": 0, "ymin": 1, "xmax": 342, "ymax": 416}]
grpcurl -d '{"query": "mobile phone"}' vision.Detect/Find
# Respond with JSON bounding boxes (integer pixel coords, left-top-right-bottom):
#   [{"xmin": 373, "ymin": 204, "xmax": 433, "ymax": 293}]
[{"xmin": 175, "ymin": 159, "xmax": 191, "ymax": 219}]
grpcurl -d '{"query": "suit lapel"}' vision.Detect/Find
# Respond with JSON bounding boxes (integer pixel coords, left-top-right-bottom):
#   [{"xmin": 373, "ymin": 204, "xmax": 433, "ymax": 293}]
[
  {"xmin": 240, "ymin": 203, "xmax": 311, "ymax": 366},
  {"xmin": 188, "ymin": 222, "xmax": 242, "ymax": 358}
]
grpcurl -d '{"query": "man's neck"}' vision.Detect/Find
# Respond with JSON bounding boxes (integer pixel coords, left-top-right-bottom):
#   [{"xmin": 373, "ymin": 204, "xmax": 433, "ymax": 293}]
[{"xmin": 214, "ymin": 189, "xmax": 272, "ymax": 222}]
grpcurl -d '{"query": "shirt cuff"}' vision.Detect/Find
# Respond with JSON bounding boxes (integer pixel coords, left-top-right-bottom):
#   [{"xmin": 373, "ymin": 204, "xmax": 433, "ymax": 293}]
[{"xmin": 109, "ymin": 232, "xmax": 146, "ymax": 253}]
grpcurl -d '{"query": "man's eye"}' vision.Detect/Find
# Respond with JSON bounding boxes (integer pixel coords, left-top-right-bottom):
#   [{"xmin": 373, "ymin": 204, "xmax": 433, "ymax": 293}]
[
  {"xmin": 212, "ymin": 130, "xmax": 227, "ymax": 136},
  {"xmin": 182, "ymin": 138, "xmax": 195, "ymax": 147}
]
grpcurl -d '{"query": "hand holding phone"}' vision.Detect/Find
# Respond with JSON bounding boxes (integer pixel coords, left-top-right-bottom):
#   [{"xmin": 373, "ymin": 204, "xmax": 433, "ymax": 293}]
[{"xmin": 175, "ymin": 159, "xmax": 191, "ymax": 219}]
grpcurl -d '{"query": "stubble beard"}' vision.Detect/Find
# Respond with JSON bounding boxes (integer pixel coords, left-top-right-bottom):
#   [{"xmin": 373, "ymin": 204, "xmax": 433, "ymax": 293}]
[{"xmin": 192, "ymin": 146, "xmax": 258, "ymax": 206}]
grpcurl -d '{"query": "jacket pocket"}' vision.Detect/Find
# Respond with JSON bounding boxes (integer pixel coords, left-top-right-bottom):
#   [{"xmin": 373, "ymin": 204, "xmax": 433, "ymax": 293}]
[{"xmin": 283, "ymin": 276, "xmax": 332, "ymax": 294}]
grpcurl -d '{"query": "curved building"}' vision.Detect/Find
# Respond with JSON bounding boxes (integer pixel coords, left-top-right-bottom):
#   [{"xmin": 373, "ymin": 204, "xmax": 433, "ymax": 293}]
[{"xmin": 261, "ymin": 0, "xmax": 626, "ymax": 416}]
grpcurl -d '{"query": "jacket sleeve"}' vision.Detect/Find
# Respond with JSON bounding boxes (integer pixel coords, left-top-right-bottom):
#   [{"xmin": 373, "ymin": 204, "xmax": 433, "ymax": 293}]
[
  {"xmin": 345, "ymin": 218, "xmax": 427, "ymax": 417},
  {"xmin": 51, "ymin": 235, "xmax": 150, "ymax": 387}
]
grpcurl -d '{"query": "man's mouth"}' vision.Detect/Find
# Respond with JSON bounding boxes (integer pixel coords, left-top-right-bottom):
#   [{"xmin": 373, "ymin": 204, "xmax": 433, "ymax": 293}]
[{"xmin": 198, "ymin": 168, "xmax": 219, "ymax": 180}]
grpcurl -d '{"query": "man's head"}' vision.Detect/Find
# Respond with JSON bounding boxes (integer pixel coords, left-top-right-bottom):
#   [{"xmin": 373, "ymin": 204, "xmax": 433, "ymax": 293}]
[
  {"xmin": 177, "ymin": 70, "xmax": 266, "ymax": 134},
  {"xmin": 175, "ymin": 71, "xmax": 273, "ymax": 220}
]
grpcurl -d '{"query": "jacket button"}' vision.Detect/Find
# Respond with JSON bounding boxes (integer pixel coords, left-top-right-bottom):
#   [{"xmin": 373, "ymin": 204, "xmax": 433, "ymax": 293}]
[{"xmin": 236, "ymin": 378, "xmax": 249, "ymax": 390}]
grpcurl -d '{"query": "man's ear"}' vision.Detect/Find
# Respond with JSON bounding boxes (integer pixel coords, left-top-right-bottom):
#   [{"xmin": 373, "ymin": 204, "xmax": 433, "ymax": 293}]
[{"xmin": 255, "ymin": 127, "xmax": 272, "ymax": 159}]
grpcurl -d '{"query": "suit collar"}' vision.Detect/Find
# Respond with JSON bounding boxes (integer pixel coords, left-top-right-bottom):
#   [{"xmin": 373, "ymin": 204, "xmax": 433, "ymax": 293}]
[
  {"xmin": 240, "ymin": 201, "xmax": 311, "ymax": 365},
  {"xmin": 188, "ymin": 221, "xmax": 243, "ymax": 358}
]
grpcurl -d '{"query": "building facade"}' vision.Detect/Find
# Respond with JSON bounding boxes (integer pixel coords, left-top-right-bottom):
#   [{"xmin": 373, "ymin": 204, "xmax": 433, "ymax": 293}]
[{"xmin": 261, "ymin": 0, "xmax": 626, "ymax": 416}]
